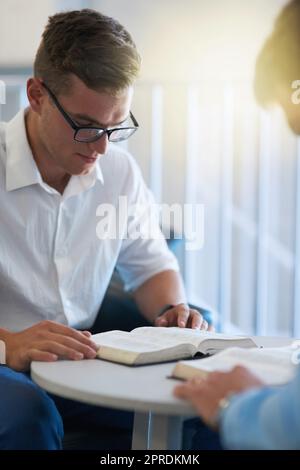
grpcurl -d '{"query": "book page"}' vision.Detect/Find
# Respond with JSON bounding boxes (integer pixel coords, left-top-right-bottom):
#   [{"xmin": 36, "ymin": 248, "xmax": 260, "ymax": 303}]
[
  {"xmin": 93, "ymin": 330, "xmax": 196, "ymax": 351},
  {"xmin": 129, "ymin": 326, "xmax": 256, "ymax": 350},
  {"xmin": 196, "ymin": 337, "xmax": 257, "ymax": 354},
  {"xmin": 172, "ymin": 346, "xmax": 297, "ymax": 384}
]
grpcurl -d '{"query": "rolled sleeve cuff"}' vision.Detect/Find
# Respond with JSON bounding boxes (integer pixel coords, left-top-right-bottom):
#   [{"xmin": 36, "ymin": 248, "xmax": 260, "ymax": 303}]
[{"xmin": 123, "ymin": 258, "xmax": 180, "ymax": 292}]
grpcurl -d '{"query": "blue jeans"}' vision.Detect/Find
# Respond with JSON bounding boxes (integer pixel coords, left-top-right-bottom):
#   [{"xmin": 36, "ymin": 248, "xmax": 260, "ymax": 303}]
[{"xmin": 0, "ymin": 365, "xmax": 63, "ymax": 449}]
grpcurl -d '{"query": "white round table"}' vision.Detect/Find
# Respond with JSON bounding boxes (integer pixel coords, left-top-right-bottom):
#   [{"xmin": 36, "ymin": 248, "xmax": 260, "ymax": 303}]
[
  {"xmin": 31, "ymin": 359, "xmax": 194, "ymax": 450},
  {"xmin": 31, "ymin": 335, "xmax": 294, "ymax": 450}
]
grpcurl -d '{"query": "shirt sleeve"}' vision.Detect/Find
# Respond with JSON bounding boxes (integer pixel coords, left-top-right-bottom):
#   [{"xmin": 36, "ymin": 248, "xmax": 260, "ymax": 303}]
[
  {"xmin": 116, "ymin": 154, "xmax": 179, "ymax": 292},
  {"xmin": 220, "ymin": 366, "xmax": 300, "ymax": 449}
]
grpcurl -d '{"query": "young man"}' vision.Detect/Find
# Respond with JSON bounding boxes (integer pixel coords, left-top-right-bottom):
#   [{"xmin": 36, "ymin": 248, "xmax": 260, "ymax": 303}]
[
  {"xmin": 174, "ymin": 0, "xmax": 300, "ymax": 450},
  {"xmin": 0, "ymin": 9, "xmax": 207, "ymax": 449}
]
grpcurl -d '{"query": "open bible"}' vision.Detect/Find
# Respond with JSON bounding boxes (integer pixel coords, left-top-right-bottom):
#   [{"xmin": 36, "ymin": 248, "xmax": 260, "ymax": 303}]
[
  {"xmin": 171, "ymin": 346, "xmax": 297, "ymax": 385},
  {"xmin": 91, "ymin": 327, "xmax": 258, "ymax": 366}
]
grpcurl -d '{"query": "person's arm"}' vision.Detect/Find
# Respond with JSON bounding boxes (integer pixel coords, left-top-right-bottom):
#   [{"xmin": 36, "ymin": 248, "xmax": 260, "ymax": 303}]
[
  {"xmin": 133, "ymin": 269, "xmax": 208, "ymax": 329},
  {"xmin": 220, "ymin": 367, "xmax": 300, "ymax": 450}
]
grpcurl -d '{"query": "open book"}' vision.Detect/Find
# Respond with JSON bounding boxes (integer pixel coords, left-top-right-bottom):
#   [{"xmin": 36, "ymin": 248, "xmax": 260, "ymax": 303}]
[
  {"xmin": 171, "ymin": 346, "xmax": 297, "ymax": 385},
  {"xmin": 92, "ymin": 327, "xmax": 258, "ymax": 366}
]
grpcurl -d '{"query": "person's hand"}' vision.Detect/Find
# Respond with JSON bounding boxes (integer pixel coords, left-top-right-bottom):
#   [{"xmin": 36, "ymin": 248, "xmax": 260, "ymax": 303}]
[
  {"xmin": 155, "ymin": 303, "xmax": 209, "ymax": 330},
  {"xmin": 174, "ymin": 366, "xmax": 264, "ymax": 427},
  {"xmin": 4, "ymin": 320, "xmax": 98, "ymax": 371}
]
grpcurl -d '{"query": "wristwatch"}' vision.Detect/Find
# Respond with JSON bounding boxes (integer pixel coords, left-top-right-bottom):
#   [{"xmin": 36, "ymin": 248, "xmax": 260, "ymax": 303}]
[{"xmin": 0, "ymin": 340, "xmax": 6, "ymax": 365}]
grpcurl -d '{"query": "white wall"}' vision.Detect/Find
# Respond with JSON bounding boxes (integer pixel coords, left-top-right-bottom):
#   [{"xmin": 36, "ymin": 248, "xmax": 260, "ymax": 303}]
[
  {"xmin": 91, "ymin": 0, "xmax": 287, "ymax": 82},
  {"xmin": 0, "ymin": 0, "xmax": 55, "ymax": 65},
  {"xmin": 0, "ymin": 1, "xmax": 91, "ymax": 66}
]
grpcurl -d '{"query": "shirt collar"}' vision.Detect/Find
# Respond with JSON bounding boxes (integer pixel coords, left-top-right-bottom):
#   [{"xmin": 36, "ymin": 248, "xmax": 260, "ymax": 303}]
[
  {"xmin": 5, "ymin": 109, "xmax": 43, "ymax": 191},
  {"xmin": 5, "ymin": 109, "xmax": 104, "ymax": 194}
]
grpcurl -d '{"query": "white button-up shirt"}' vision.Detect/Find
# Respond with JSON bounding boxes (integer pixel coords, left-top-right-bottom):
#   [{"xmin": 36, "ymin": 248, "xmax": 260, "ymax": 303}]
[{"xmin": 0, "ymin": 110, "xmax": 178, "ymax": 332}]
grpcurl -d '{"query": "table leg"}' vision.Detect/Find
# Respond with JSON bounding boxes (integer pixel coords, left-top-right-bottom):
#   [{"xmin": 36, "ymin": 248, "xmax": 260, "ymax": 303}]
[
  {"xmin": 132, "ymin": 412, "xmax": 151, "ymax": 449},
  {"xmin": 132, "ymin": 412, "xmax": 182, "ymax": 450},
  {"xmin": 149, "ymin": 414, "xmax": 182, "ymax": 450}
]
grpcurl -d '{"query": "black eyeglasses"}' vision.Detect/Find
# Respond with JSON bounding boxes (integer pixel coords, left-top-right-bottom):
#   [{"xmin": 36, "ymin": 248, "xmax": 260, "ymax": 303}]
[{"xmin": 41, "ymin": 82, "xmax": 139, "ymax": 143}]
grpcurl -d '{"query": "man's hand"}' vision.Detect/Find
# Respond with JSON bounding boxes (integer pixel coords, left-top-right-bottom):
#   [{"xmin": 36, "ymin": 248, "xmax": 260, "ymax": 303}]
[
  {"xmin": 155, "ymin": 303, "xmax": 209, "ymax": 330},
  {"xmin": 4, "ymin": 320, "xmax": 98, "ymax": 371},
  {"xmin": 174, "ymin": 366, "xmax": 264, "ymax": 427}
]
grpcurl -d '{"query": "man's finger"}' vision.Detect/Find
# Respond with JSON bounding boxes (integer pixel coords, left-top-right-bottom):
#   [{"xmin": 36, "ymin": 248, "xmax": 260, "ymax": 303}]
[
  {"xmin": 48, "ymin": 333, "xmax": 97, "ymax": 358},
  {"xmin": 35, "ymin": 340, "xmax": 85, "ymax": 360},
  {"xmin": 200, "ymin": 319, "xmax": 208, "ymax": 331},
  {"xmin": 43, "ymin": 321, "xmax": 98, "ymax": 350},
  {"xmin": 27, "ymin": 348, "xmax": 58, "ymax": 363},
  {"xmin": 190, "ymin": 311, "xmax": 204, "ymax": 329},
  {"xmin": 176, "ymin": 304, "xmax": 190, "ymax": 327},
  {"xmin": 82, "ymin": 330, "xmax": 92, "ymax": 337},
  {"xmin": 155, "ymin": 316, "xmax": 168, "ymax": 327}
]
